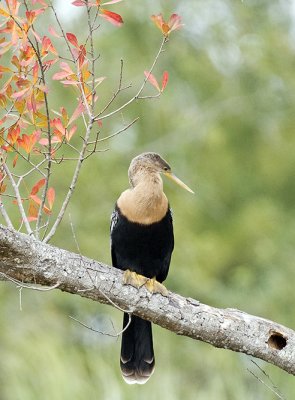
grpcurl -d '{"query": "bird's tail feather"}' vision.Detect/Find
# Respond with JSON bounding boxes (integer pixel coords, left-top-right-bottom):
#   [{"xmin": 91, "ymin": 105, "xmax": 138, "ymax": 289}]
[{"xmin": 120, "ymin": 313, "xmax": 155, "ymax": 384}]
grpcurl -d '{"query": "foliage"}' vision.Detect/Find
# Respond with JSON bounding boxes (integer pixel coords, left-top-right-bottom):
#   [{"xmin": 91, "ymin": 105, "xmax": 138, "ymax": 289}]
[{"xmin": 0, "ymin": 0, "xmax": 174, "ymax": 241}]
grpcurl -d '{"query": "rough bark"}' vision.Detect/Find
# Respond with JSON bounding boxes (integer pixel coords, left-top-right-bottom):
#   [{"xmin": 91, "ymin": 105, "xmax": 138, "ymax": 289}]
[{"xmin": 0, "ymin": 225, "xmax": 294, "ymax": 375}]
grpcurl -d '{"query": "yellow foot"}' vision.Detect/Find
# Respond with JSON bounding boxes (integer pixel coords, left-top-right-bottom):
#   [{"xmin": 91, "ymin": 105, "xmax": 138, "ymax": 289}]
[
  {"xmin": 145, "ymin": 278, "xmax": 168, "ymax": 297},
  {"xmin": 122, "ymin": 270, "xmax": 148, "ymax": 289}
]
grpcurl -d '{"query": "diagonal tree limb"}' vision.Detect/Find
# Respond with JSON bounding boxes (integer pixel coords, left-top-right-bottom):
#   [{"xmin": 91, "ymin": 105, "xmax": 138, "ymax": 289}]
[{"xmin": 0, "ymin": 224, "xmax": 294, "ymax": 376}]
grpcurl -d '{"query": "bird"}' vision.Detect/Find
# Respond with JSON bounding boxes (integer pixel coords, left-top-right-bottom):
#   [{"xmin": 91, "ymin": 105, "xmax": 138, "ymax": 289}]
[{"xmin": 110, "ymin": 152, "xmax": 194, "ymax": 384}]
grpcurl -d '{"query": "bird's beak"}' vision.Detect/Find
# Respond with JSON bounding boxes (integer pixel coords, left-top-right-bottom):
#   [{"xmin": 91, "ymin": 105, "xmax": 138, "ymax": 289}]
[{"xmin": 164, "ymin": 171, "xmax": 194, "ymax": 194}]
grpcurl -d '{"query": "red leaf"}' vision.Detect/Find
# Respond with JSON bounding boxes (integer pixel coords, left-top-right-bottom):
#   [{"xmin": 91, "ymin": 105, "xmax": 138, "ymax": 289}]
[
  {"xmin": 47, "ymin": 187, "xmax": 55, "ymax": 210},
  {"xmin": 31, "ymin": 178, "xmax": 46, "ymax": 195},
  {"xmin": 100, "ymin": 9, "xmax": 123, "ymax": 27},
  {"xmin": 68, "ymin": 101, "xmax": 85, "ymax": 125},
  {"xmin": 66, "ymin": 125, "xmax": 77, "ymax": 141},
  {"xmin": 71, "ymin": 0, "xmax": 86, "ymax": 6},
  {"xmin": 66, "ymin": 32, "xmax": 79, "ymax": 48},
  {"xmin": 144, "ymin": 71, "xmax": 160, "ymax": 92},
  {"xmin": 50, "ymin": 118, "xmax": 66, "ymax": 135},
  {"xmin": 41, "ymin": 36, "xmax": 57, "ymax": 56},
  {"xmin": 161, "ymin": 71, "xmax": 169, "ymax": 92},
  {"xmin": 168, "ymin": 14, "xmax": 183, "ymax": 32},
  {"xmin": 39, "ymin": 136, "xmax": 61, "ymax": 145},
  {"xmin": 11, "ymin": 87, "xmax": 30, "ymax": 100},
  {"xmin": 30, "ymin": 194, "xmax": 42, "ymax": 205},
  {"xmin": 52, "ymin": 71, "xmax": 71, "ymax": 80}
]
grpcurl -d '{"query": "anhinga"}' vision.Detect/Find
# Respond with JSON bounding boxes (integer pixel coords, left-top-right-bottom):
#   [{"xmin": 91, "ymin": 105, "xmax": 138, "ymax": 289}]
[{"xmin": 110, "ymin": 152, "xmax": 193, "ymax": 384}]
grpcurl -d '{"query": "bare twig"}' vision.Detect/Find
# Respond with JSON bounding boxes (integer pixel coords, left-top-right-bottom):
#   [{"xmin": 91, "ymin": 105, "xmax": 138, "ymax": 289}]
[
  {"xmin": 0, "ymin": 200, "xmax": 13, "ymax": 229},
  {"xmin": 69, "ymin": 313, "xmax": 132, "ymax": 338},
  {"xmin": 2, "ymin": 164, "xmax": 33, "ymax": 235},
  {"xmin": 97, "ymin": 59, "xmax": 126, "ymax": 116},
  {"xmin": 95, "ymin": 36, "xmax": 168, "ymax": 121},
  {"xmin": 69, "ymin": 213, "xmax": 133, "ymax": 318},
  {"xmin": 96, "ymin": 117, "xmax": 139, "ymax": 143},
  {"xmin": 43, "ymin": 113, "xmax": 94, "ymax": 243},
  {"xmin": 0, "ymin": 272, "xmax": 60, "ymax": 291},
  {"xmin": 248, "ymin": 360, "xmax": 286, "ymax": 400}
]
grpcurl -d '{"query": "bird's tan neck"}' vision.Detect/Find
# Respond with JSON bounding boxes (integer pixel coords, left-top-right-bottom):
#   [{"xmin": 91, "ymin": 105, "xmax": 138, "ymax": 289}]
[{"xmin": 117, "ymin": 174, "xmax": 168, "ymax": 225}]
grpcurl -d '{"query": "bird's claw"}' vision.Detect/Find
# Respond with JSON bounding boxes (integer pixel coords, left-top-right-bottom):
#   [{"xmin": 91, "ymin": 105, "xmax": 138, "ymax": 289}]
[
  {"xmin": 122, "ymin": 271, "xmax": 168, "ymax": 296},
  {"xmin": 122, "ymin": 270, "xmax": 148, "ymax": 289},
  {"xmin": 145, "ymin": 278, "xmax": 168, "ymax": 297}
]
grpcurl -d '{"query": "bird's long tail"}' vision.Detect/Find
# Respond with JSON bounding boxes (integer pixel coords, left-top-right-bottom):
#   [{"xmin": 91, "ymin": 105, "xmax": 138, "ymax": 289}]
[{"xmin": 120, "ymin": 313, "xmax": 155, "ymax": 384}]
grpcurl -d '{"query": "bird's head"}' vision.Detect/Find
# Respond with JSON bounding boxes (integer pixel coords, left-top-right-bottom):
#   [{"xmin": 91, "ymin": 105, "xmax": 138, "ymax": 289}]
[{"xmin": 128, "ymin": 152, "xmax": 194, "ymax": 194}]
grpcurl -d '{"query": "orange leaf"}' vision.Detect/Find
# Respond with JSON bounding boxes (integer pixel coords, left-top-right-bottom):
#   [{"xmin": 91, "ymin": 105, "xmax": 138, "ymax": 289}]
[
  {"xmin": 0, "ymin": 7, "xmax": 10, "ymax": 18},
  {"xmin": 0, "ymin": 94, "xmax": 6, "ymax": 108},
  {"xmin": 151, "ymin": 14, "xmax": 164, "ymax": 31},
  {"xmin": 50, "ymin": 118, "xmax": 66, "ymax": 136},
  {"xmin": 31, "ymin": 178, "xmax": 46, "ymax": 195},
  {"xmin": 144, "ymin": 71, "xmax": 160, "ymax": 92},
  {"xmin": 47, "ymin": 187, "xmax": 55, "ymax": 210},
  {"xmin": 161, "ymin": 71, "xmax": 169, "ymax": 92},
  {"xmin": 18, "ymin": 131, "xmax": 41, "ymax": 154},
  {"xmin": 12, "ymin": 154, "xmax": 18, "ymax": 168},
  {"xmin": 7, "ymin": 125, "xmax": 20, "ymax": 145},
  {"xmin": 151, "ymin": 13, "xmax": 183, "ymax": 36},
  {"xmin": 100, "ymin": 9, "xmax": 123, "ymax": 27},
  {"xmin": 28, "ymin": 200, "xmax": 39, "ymax": 222}
]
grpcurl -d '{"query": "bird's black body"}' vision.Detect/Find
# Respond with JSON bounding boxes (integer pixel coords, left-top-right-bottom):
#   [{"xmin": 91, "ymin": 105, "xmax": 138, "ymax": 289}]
[
  {"xmin": 111, "ymin": 205, "xmax": 174, "ymax": 384},
  {"xmin": 111, "ymin": 205, "xmax": 174, "ymax": 282},
  {"xmin": 110, "ymin": 152, "xmax": 193, "ymax": 384}
]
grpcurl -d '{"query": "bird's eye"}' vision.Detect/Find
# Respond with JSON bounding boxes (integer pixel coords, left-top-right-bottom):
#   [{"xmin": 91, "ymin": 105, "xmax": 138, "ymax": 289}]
[{"xmin": 163, "ymin": 167, "xmax": 169, "ymax": 171}]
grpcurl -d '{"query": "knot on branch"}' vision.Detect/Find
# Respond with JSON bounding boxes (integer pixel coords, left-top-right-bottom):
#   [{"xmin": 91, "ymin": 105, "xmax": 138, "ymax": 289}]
[{"xmin": 267, "ymin": 330, "xmax": 287, "ymax": 350}]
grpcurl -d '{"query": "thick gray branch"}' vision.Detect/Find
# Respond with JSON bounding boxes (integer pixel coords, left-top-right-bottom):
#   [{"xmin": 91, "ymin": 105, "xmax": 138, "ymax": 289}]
[{"xmin": 0, "ymin": 225, "xmax": 294, "ymax": 375}]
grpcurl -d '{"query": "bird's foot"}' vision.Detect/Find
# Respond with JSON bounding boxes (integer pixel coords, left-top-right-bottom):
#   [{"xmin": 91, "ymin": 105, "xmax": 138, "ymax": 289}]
[
  {"xmin": 145, "ymin": 278, "xmax": 168, "ymax": 297},
  {"xmin": 122, "ymin": 270, "xmax": 148, "ymax": 289}
]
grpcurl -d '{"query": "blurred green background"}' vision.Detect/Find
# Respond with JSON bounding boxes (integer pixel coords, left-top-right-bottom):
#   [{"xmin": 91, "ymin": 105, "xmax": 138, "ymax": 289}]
[{"xmin": 1, "ymin": 0, "xmax": 295, "ymax": 398}]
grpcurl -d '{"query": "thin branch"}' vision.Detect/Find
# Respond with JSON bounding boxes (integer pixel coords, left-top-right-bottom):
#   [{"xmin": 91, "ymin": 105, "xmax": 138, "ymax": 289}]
[
  {"xmin": 97, "ymin": 117, "xmax": 139, "ymax": 143},
  {"xmin": 94, "ymin": 36, "xmax": 168, "ymax": 121},
  {"xmin": 97, "ymin": 59, "xmax": 126, "ymax": 116},
  {"xmin": 0, "ymin": 272, "xmax": 60, "ymax": 291},
  {"xmin": 0, "ymin": 200, "xmax": 13, "ymax": 229},
  {"xmin": 69, "ymin": 313, "xmax": 131, "ymax": 338},
  {"xmin": 49, "ymin": 1, "xmax": 75, "ymax": 61},
  {"xmin": 248, "ymin": 360, "xmax": 286, "ymax": 400},
  {"xmin": 2, "ymin": 164, "xmax": 33, "ymax": 235},
  {"xmin": 68, "ymin": 213, "xmax": 133, "ymax": 316},
  {"xmin": 43, "ymin": 115, "xmax": 94, "ymax": 243}
]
